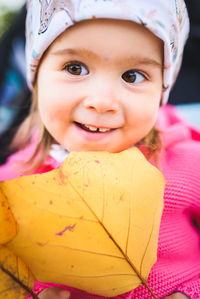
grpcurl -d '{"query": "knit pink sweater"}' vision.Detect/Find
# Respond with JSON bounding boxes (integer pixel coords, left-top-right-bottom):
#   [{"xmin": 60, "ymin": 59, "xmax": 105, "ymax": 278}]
[{"xmin": 1, "ymin": 105, "xmax": 200, "ymax": 298}]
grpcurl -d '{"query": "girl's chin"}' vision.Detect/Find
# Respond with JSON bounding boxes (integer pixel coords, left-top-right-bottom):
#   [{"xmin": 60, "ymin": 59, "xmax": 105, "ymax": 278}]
[{"xmin": 63, "ymin": 143, "xmax": 129, "ymax": 153}]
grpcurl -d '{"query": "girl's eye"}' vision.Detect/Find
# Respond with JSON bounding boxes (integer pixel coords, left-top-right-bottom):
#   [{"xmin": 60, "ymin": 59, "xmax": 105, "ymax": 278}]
[
  {"xmin": 122, "ymin": 70, "xmax": 146, "ymax": 84},
  {"xmin": 65, "ymin": 63, "xmax": 89, "ymax": 76}
]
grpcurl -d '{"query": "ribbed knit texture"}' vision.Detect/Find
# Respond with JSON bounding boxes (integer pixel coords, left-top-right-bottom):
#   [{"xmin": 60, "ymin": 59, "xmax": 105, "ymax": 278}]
[{"xmin": 1, "ymin": 105, "xmax": 200, "ymax": 298}]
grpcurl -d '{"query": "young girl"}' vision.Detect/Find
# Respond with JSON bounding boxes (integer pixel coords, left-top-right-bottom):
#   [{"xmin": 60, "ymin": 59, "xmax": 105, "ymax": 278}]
[{"xmin": 1, "ymin": 0, "xmax": 200, "ymax": 298}]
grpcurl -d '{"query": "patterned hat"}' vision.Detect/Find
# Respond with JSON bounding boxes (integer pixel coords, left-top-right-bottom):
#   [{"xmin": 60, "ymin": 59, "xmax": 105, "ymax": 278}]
[{"xmin": 26, "ymin": 0, "xmax": 189, "ymax": 103}]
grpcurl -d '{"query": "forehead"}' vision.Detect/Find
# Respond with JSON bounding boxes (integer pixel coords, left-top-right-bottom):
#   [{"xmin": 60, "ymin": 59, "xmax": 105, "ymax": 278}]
[{"xmin": 47, "ymin": 19, "xmax": 163, "ymax": 64}]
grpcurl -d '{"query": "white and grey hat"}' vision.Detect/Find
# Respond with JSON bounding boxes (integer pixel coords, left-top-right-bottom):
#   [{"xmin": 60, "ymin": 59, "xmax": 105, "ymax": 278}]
[{"xmin": 26, "ymin": 0, "xmax": 190, "ymax": 103}]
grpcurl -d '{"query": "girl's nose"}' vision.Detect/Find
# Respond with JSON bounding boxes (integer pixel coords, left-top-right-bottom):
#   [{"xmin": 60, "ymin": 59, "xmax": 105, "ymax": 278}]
[{"xmin": 83, "ymin": 93, "xmax": 120, "ymax": 114}]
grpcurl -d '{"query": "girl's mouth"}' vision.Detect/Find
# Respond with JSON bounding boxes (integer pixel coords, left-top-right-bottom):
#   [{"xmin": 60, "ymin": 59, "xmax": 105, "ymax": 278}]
[{"xmin": 74, "ymin": 122, "xmax": 113, "ymax": 133}]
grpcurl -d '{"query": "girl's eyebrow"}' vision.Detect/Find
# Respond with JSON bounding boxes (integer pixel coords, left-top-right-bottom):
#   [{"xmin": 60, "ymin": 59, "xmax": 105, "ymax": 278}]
[
  {"xmin": 51, "ymin": 47, "xmax": 162, "ymax": 68},
  {"xmin": 51, "ymin": 48, "xmax": 98, "ymax": 59}
]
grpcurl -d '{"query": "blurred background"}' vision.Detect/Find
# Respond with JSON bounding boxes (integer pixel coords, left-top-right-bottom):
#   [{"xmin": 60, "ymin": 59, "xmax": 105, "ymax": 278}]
[
  {"xmin": 0, "ymin": 0, "xmax": 200, "ymax": 165},
  {"xmin": 0, "ymin": 0, "xmax": 30, "ymax": 164},
  {"xmin": 0, "ymin": 0, "xmax": 24, "ymax": 37}
]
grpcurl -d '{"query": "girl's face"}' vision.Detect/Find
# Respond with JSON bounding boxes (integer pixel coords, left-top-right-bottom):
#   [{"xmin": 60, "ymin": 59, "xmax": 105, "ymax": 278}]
[{"xmin": 37, "ymin": 19, "xmax": 163, "ymax": 152}]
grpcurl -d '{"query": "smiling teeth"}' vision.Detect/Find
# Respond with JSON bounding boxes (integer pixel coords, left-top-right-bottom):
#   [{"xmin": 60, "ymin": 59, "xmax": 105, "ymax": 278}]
[
  {"xmin": 86, "ymin": 125, "xmax": 98, "ymax": 132},
  {"xmin": 99, "ymin": 128, "xmax": 110, "ymax": 132},
  {"xmin": 85, "ymin": 125, "xmax": 110, "ymax": 132}
]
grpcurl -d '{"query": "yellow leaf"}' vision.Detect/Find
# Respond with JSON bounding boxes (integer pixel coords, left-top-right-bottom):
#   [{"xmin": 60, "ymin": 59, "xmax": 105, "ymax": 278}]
[
  {"xmin": 0, "ymin": 147, "xmax": 165, "ymax": 297},
  {"xmin": 0, "ymin": 190, "xmax": 17, "ymax": 244},
  {"xmin": 0, "ymin": 247, "xmax": 35, "ymax": 299}
]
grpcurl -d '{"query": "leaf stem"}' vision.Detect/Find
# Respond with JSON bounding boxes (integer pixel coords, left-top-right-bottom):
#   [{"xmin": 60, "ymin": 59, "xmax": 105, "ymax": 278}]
[
  {"xmin": 0, "ymin": 265, "xmax": 39, "ymax": 299},
  {"xmin": 124, "ymin": 255, "xmax": 157, "ymax": 299},
  {"xmin": 105, "ymin": 229, "xmax": 158, "ymax": 299}
]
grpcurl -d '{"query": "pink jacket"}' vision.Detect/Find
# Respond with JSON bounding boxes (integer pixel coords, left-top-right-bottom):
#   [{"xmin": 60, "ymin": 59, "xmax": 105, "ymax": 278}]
[{"xmin": 1, "ymin": 105, "xmax": 200, "ymax": 299}]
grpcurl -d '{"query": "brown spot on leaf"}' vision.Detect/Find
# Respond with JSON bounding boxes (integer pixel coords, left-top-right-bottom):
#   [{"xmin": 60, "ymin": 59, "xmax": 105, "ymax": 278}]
[
  {"xmin": 58, "ymin": 168, "xmax": 68, "ymax": 185},
  {"xmin": 36, "ymin": 241, "xmax": 49, "ymax": 247}
]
